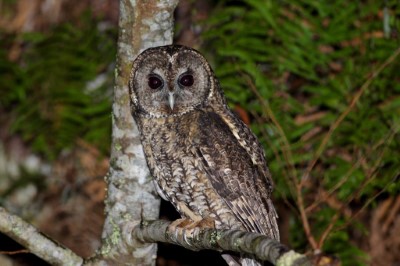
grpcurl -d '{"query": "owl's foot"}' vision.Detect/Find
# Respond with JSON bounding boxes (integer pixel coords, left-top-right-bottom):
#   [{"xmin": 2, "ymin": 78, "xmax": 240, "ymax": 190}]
[
  {"xmin": 176, "ymin": 202, "xmax": 202, "ymax": 222},
  {"xmin": 173, "ymin": 202, "xmax": 215, "ymax": 229},
  {"xmin": 169, "ymin": 218, "xmax": 193, "ymax": 230},
  {"xmin": 168, "ymin": 216, "xmax": 215, "ymax": 231},
  {"xmin": 186, "ymin": 216, "xmax": 215, "ymax": 229},
  {"xmin": 167, "ymin": 217, "xmax": 216, "ymax": 250}
]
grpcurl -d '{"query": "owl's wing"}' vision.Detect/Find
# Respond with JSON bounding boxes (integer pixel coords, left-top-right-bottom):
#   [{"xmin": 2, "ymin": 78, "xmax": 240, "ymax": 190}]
[{"xmin": 194, "ymin": 110, "xmax": 279, "ymax": 239}]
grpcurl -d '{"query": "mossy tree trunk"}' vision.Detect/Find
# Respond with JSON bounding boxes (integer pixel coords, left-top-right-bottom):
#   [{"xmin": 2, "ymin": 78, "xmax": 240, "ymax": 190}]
[{"xmin": 99, "ymin": 0, "xmax": 179, "ymax": 264}]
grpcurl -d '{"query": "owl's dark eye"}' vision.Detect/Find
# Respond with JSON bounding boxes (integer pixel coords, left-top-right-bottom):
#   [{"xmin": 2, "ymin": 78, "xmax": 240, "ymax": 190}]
[
  {"xmin": 178, "ymin": 74, "xmax": 194, "ymax": 87},
  {"xmin": 148, "ymin": 75, "xmax": 163, "ymax": 90}
]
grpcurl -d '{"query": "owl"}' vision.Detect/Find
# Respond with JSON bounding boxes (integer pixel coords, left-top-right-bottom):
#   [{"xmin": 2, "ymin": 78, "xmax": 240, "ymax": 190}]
[{"xmin": 129, "ymin": 45, "xmax": 279, "ymax": 266}]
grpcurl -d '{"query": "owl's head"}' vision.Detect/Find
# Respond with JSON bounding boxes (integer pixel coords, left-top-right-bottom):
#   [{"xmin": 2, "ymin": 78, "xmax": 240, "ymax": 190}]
[{"xmin": 129, "ymin": 45, "xmax": 223, "ymax": 118}]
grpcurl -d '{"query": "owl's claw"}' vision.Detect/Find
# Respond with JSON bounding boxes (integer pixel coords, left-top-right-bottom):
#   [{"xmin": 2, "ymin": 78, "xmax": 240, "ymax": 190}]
[
  {"xmin": 188, "ymin": 216, "xmax": 215, "ymax": 229},
  {"xmin": 167, "ymin": 217, "xmax": 216, "ymax": 249},
  {"xmin": 176, "ymin": 202, "xmax": 202, "ymax": 222},
  {"xmin": 167, "ymin": 218, "xmax": 191, "ymax": 242},
  {"xmin": 169, "ymin": 218, "xmax": 192, "ymax": 230},
  {"xmin": 168, "ymin": 217, "xmax": 215, "ymax": 232}
]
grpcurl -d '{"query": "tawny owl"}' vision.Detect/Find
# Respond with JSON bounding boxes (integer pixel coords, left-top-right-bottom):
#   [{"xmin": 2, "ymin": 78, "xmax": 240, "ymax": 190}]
[{"xmin": 129, "ymin": 45, "xmax": 279, "ymax": 266}]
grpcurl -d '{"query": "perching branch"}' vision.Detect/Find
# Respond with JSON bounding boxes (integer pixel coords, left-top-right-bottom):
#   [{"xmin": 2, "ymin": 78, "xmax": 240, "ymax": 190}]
[
  {"xmin": 130, "ymin": 219, "xmax": 311, "ymax": 266},
  {"xmin": 1, "ymin": 205, "xmax": 312, "ymax": 266},
  {"xmin": 0, "ymin": 207, "xmax": 82, "ymax": 266}
]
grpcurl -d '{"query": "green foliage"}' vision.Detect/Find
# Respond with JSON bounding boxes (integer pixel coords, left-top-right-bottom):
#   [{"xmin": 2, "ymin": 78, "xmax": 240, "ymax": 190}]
[
  {"xmin": 203, "ymin": 0, "xmax": 400, "ymax": 264},
  {"xmin": 0, "ymin": 18, "xmax": 116, "ymax": 160},
  {"xmin": 325, "ymin": 229, "xmax": 369, "ymax": 265},
  {"xmin": 0, "ymin": 2, "xmax": 398, "ymax": 264}
]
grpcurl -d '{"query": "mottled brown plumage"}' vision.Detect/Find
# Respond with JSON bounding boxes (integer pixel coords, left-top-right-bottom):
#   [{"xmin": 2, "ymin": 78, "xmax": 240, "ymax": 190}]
[{"xmin": 129, "ymin": 45, "xmax": 279, "ymax": 266}]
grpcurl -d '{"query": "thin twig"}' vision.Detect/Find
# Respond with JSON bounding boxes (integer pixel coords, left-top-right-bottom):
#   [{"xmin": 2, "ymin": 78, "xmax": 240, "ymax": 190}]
[
  {"xmin": 316, "ymin": 123, "xmax": 399, "ymax": 246},
  {"xmin": 354, "ymin": 126, "xmax": 399, "ymax": 199},
  {"xmin": 251, "ymin": 110, "xmax": 298, "ymax": 207},
  {"xmin": 0, "ymin": 250, "xmax": 30, "ymax": 255},
  {"xmin": 242, "ymin": 72, "xmax": 318, "ymax": 249},
  {"xmin": 244, "ymin": 76, "xmax": 298, "ymax": 183},
  {"xmin": 250, "ymin": 110, "xmax": 290, "ymax": 184},
  {"xmin": 0, "ymin": 207, "xmax": 83, "ymax": 266},
  {"xmin": 317, "ymin": 212, "xmax": 340, "ymax": 249},
  {"xmin": 302, "ymin": 46, "xmax": 400, "ymax": 182},
  {"xmin": 306, "ymin": 121, "xmax": 397, "ymax": 214},
  {"xmin": 342, "ymin": 123, "xmax": 398, "ymax": 207},
  {"xmin": 333, "ymin": 172, "xmax": 399, "ymax": 232},
  {"xmin": 305, "ymin": 158, "xmax": 361, "ymax": 214},
  {"xmin": 296, "ymin": 184, "xmax": 318, "ymax": 249}
]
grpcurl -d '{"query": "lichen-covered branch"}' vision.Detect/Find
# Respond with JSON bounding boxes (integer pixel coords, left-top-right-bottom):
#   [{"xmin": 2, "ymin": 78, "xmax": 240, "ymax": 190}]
[
  {"xmin": 98, "ymin": 0, "xmax": 179, "ymax": 265},
  {"xmin": 131, "ymin": 219, "xmax": 311, "ymax": 266},
  {"xmin": 0, "ymin": 207, "xmax": 83, "ymax": 266},
  {"xmin": 0, "ymin": 205, "xmax": 311, "ymax": 266}
]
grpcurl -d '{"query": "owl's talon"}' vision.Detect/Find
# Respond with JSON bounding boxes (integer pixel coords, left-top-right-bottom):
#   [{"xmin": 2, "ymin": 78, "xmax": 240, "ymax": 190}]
[
  {"xmin": 168, "ymin": 217, "xmax": 215, "ymax": 231},
  {"xmin": 199, "ymin": 217, "xmax": 216, "ymax": 229},
  {"xmin": 185, "ymin": 216, "xmax": 216, "ymax": 230},
  {"xmin": 169, "ymin": 218, "xmax": 191, "ymax": 230},
  {"xmin": 168, "ymin": 218, "xmax": 189, "ymax": 239},
  {"xmin": 167, "ymin": 217, "xmax": 216, "ymax": 248}
]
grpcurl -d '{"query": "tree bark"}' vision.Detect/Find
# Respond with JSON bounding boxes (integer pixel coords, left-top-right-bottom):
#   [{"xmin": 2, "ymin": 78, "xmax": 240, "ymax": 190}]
[
  {"xmin": 98, "ymin": 0, "xmax": 179, "ymax": 265},
  {"xmin": 131, "ymin": 219, "xmax": 311, "ymax": 266}
]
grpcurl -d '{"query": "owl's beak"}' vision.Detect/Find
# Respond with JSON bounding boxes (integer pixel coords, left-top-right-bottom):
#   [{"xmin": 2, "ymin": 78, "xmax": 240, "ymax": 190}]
[{"xmin": 168, "ymin": 92, "xmax": 175, "ymax": 110}]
